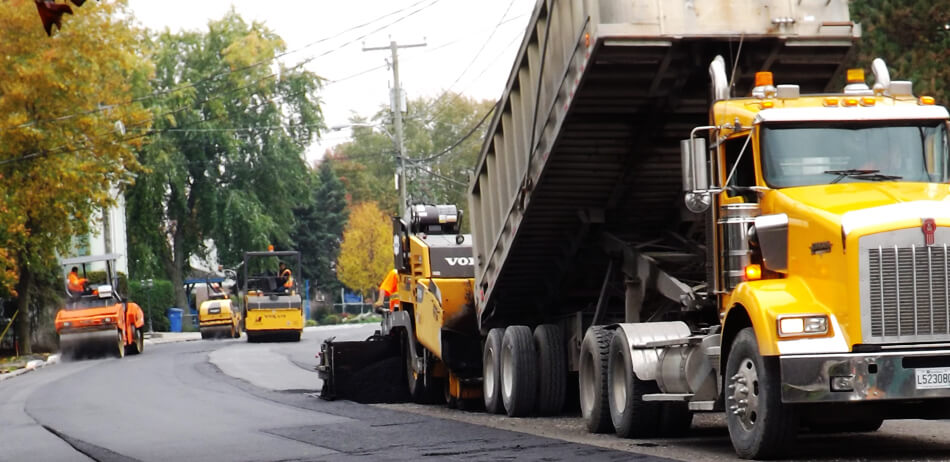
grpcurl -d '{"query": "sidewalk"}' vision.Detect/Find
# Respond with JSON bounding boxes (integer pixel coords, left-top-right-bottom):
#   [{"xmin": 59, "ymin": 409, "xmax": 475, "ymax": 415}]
[
  {"xmin": 144, "ymin": 331, "xmax": 202, "ymax": 345},
  {"xmin": 0, "ymin": 353, "xmax": 60, "ymax": 383}
]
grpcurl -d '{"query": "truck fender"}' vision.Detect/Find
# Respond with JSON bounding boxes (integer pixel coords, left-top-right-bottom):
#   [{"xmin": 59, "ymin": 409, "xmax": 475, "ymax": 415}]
[
  {"xmin": 383, "ymin": 310, "xmax": 424, "ymax": 375},
  {"xmin": 613, "ymin": 321, "xmax": 691, "ymax": 381},
  {"xmin": 726, "ymin": 277, "xmax": 849, "ymax": 356}
]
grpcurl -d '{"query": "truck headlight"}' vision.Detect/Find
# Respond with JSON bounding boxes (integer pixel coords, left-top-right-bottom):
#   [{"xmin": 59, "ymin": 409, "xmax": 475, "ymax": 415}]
[
  {"xmin": 777, "ymin": 315, "xmax": 828, "ymax": 337},
  {"xmin": 103, "ymin": 317, "xmax": 113, "ymax": 324},
  {"xmin": 63, "ymin": 321, "xmax": 71, "ymax": 327}
]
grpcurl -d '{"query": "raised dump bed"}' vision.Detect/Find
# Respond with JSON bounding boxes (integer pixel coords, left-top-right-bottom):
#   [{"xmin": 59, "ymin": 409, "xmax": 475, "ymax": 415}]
[{"xmin": 468, "ymin": 0, "xmax": 858, "ymax": 329}]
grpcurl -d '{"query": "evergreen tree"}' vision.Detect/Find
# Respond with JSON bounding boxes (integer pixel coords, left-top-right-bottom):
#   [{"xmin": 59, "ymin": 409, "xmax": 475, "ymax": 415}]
[
  {"xmin": 851, "ymin": 0, "xmax": 950, "ymax": 103},
  {"xmin": 292, "ymin": 159, "xmax": 348, "ymax": 295}
]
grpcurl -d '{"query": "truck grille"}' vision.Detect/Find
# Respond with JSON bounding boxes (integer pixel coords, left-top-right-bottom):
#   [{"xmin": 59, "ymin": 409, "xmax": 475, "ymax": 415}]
[{"xmin": 865, "ymin": 244, "xmax": 950, "ymax": 342}]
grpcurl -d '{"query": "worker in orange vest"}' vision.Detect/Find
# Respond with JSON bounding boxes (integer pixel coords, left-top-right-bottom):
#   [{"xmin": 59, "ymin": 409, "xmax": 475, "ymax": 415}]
[
  {"xmin": 67, "ymin": 266, "xmax": 88, "ymax": 295},
  {"xmin": 373, "ymin": 268, "xmax": 399, "ymax": 313},
  {"xmin": 277, "ymin": 262, "xmax": 294, "ymax": 293}
]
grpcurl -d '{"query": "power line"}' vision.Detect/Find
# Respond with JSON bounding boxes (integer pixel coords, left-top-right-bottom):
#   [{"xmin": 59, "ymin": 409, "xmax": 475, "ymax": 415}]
[
  {"xmin": 412, "ymin": 103, "xmax": 496, "ymax": 162},
  {"xmin": 0, "ymin": 0, "xmax": 442, "ymax": 133},
  {"xmin": 404, "ymin": 158, "xmax": 468, "ymax": 187},
  {"xmin": 419, "ymin": 0, "xmax": 519, "ymax": 119}
]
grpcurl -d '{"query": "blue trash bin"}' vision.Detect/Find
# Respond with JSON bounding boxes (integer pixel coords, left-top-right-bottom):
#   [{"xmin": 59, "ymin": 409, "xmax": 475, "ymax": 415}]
[{"xmin": 167, "ymin": 308, "xmax": 183, "ymax": 333}]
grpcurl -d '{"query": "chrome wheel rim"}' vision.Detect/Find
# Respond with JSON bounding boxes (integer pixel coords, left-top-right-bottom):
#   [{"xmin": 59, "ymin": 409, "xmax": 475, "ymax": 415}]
[{"xmin": 728, "ymin": 358, "xmax": 760, "ymax": 432}]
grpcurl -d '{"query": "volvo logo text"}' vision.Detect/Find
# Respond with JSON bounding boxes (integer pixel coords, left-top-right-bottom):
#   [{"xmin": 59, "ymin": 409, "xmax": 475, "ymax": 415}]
[{"xmin": 445, "ymin": 257, "xmax": 474, "ymax": 266}]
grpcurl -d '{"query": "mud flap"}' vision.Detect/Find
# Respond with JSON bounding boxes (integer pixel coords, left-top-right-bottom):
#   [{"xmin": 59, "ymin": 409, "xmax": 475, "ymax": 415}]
[{"xmin": 317, "ymin": 333, "xmax": 409, "ymax": 403}]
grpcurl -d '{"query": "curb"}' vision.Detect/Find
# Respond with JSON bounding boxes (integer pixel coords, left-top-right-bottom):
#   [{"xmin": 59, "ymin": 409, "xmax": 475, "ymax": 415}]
[{"xmin": 0, "ymin": 354, "xmax": 60, "ymax": 383}]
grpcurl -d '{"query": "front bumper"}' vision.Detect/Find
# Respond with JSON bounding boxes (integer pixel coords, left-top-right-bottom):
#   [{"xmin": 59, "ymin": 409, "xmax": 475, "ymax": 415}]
[{"xmin": 781, "ymin": 349, "xmax": 950, "ymax": 403}]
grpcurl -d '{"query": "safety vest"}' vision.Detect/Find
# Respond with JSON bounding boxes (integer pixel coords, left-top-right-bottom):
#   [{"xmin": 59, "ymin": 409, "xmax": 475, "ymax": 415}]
[
  {"xmin": 68, "ymin": 272, "xmax": 85, "ymax": 293},
  {"xmin": 281, "ymin": 268, "xmax": 293, "ymax": 288}
]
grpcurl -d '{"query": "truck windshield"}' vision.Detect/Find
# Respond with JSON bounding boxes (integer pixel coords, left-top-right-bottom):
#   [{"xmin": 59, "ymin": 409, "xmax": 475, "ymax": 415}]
[{"xmin": 760, "ymin": 121, "xmax": 949, "ymax": 188}]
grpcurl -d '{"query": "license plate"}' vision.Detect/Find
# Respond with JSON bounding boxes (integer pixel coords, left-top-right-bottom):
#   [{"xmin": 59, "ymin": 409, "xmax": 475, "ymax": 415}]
[{"xmin": 915, "ymin": 367, "xmax": 950, "ymax": 389}]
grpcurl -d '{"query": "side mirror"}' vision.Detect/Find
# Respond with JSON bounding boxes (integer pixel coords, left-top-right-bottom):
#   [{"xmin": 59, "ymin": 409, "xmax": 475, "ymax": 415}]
[{"xmin": 681, "ymin": 137, "xmax": 711, "ymax": 213}]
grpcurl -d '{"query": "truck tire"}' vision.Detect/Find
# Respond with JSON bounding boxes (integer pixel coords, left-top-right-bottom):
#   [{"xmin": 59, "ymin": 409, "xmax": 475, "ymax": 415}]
[
  {"xmin": 725, "ymin": 327, "xmax": 798, "ymax": 459},
  {"xmin": 483, "ymin": 328, "xmax": 505, "ymax": 414},
  {"xmin": 579, "ymin": 326, "xmax": 613, "ymax": 433},
  {"xmin": 534, "ymin": 324, "xmax": 566, "ymax": 416},
  {"xmin": 125, "ymin": 326, "xmax": 144, "ymax": 355},
  {"xmin": 607, "ymin": 330, "xmax": 660, "ymax": 437},
  {"xmin": 404, "ymin": 331, "xmax": 426, "ymax": 403},
  {"xmin": 501, "ymin": 325, "xmax": 537, "ymax": 417}
]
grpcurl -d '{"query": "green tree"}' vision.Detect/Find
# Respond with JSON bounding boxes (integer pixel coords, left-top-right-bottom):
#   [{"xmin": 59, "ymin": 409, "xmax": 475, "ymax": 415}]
[
  {"xmin": 0, "ymin": 0, "xmax": 152, "ymax": 353},
  {"xmin": 336, "ymin": 201, "xmax": 391, "ymax": 296},
  {"xmin": 850, "ymin": 1, "xmax": 950, "ymax": 103},
  {"xmin": 332, "ymin": 93, "xmax": 494, "ymax": 218},
  {"xmin": 291, "ymin": 159, "xmax": 349, "ymax": 294},
  {"xmin": 127, "ymin": 11, "xmax": 323, "ymax": 308}
]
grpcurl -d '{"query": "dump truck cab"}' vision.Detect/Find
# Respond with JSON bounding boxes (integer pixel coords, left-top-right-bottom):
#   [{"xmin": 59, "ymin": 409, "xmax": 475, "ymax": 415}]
[
  {"xmin": 55, "ymin": 253, "xmax": 145, "ymax": 358},
  {"xmin": 197, "ymin": 269, "xmax": 242, "ymax": 339},
  {"xmin": 242, "ymin": 250, "xmax": 303, "ymax": 342},
  {"xmin": 672, "ymin": 60, "xmax": 950, "ymax": 456}
]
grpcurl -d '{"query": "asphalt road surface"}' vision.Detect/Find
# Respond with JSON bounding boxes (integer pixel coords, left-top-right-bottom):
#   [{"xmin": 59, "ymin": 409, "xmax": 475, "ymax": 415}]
[
  {"xmin": 6, "ymin": 324, "xmax": 950, "ymax": 461},
  {"xmin": 0, "ymin": 325, "xmax": 662, "ymax": 462}
]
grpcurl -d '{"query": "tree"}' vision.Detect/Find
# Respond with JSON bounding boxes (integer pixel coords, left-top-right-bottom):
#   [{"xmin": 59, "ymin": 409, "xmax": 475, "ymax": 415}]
[
  {"xmin": 850, "ymin": 1, "xmax": 950, "ymax": 103},
  {"xmin": 0, "ymin": 0, "xmax": 152, "ymax": 353},
  {"xmin": 126, "ymin": 10, "xmax": 323, "ymax": 308},
  {"xmin": 291, "ymin": 159, "xmax": 348, "ymax": 295},
  {"xmin": 332, "ymin": 93, "xmax": 494, "ymax": 218},
  {"xmin": 336, "ymin": 201, "xmax": 392, "ymax": 296}
]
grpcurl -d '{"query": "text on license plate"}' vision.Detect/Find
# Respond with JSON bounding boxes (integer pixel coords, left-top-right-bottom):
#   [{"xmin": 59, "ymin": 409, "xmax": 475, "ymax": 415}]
[{"xmin": 915, "ymin": 367, "xmax": 950, "ymax": 389}]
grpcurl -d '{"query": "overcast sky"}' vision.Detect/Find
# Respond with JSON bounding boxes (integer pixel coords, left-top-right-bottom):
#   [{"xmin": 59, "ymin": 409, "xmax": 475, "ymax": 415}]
[{"xmin": 125, "ymin": 0, "xmax": 537, "ymax": 165}]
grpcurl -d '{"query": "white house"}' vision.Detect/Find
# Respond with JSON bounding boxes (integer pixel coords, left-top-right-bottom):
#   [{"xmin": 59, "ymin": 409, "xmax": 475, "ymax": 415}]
[{"xmin": 72, "ymin": 187, "xmax": 128, "ymax": 274}]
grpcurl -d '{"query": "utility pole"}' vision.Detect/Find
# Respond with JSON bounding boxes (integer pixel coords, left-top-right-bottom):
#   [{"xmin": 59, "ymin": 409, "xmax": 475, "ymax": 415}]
[{"xmin": 363, "ymin": 40, "xmax": 426, "ymax": 223}]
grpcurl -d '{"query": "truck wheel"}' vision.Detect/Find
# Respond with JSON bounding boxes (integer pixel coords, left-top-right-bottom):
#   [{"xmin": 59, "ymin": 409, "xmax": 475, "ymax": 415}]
[
  {"xmin": 534, "ymin": 324, "xmax": 566, "ymax": 415},
  {"xmin": 115, "ymin": 329, "xmax": 126, "ymax": 358},
  {"xmin": 579, "ymin": 326, "xmax": 613, "ymax": 433},
  {"xmin": 725, "ymin": 327, "xmax": 798, "ymax": 459},
  {"xmin": 404, "ymin": 331, "xmax": 426, "ymax": 403},
  {"xmin": 483, "ymin": 328, "xmax": 505, "ymax": 414},
  {"xmin": 608, "ymin": 329, "xmax": 659, "ymax": 437},
  {"xmin": 125, "ymin": 327, "xmax": 144, "ymax": 355},
  {"xmin": 501, "ymin": 325, "xmax": 537, "ymax": 417}
]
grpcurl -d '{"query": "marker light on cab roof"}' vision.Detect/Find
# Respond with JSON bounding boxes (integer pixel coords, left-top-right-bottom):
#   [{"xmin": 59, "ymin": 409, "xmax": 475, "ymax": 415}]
[
  {"xmin": 754, "ymin": 71, "xmax": 773, "ymax": 87},
  {"xmin": 846, "ymin": 68, "xmax": 865, "ymax": 84},
  {"xmin": 823, "ymin": 97, "xmax": 839, "ymax": 107},
  {"xmin": 920, "ymin": 96, "xmax": 936, "ymax": 105},
  {"xmin": 842, "ymin": 97, "xmax": 859, "ymax": 107},
  {"xmin": 860, "ymin": 97, "xmax": 876, "ymax": 106}
]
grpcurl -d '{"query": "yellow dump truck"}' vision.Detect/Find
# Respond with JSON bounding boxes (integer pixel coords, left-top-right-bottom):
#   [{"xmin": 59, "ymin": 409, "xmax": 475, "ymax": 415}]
[
  {"xmin": 462, "ymin": 0, "xmax": 950, "ymax": 459},
  {"xmin": 242, "ymin": 250, "xmax": 304, "ymax": 342},
  {"xmin": 318, "ymin": 205, "xmax": 481, "ymax": 405}
]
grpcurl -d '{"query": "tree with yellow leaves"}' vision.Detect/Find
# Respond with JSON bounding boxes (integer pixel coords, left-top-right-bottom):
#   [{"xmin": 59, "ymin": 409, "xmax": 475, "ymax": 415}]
[
  {"xmin": 336, "ymin": 202, "xmax": 393, "ymax": 298},
  {"xmin": 0, "ymin": 0, "xmax": 152, "ymax": 353}
]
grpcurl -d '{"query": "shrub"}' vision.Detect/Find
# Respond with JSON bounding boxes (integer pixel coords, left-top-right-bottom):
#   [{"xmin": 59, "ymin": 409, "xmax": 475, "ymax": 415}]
[
  {"xmin": 128, "ymin": 279, "xmax": 174, "ymax": 331},
  {"xmin": 320, "ymin": 314, "xmax": 341, "ymax": 325},
  {"xmin": 305, "ymin": 319, "xmax": 317, "ymax": 327}
]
